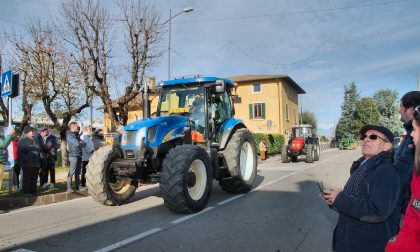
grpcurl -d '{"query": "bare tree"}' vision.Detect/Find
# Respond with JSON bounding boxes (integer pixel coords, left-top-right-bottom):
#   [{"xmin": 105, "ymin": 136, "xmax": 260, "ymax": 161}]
[
  {"xmin": 60, "ymin": 0, "xmax": 163, "ymax": 129},
  {"xmin": 117, "ymin": 0, "xmax": 163, "ymax": 123},
  {"xmin": 60, "ymin": 0, "xmax": 120, "ymax": 128},
  {"xmin": 10, "ymin": 20, "xmax": 90, "ymax": 166}
]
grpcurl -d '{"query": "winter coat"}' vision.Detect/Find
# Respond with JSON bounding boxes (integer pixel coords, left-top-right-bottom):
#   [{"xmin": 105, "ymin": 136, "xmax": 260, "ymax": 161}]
[
  {"xmin": 0, "ymin": 134, "xmax": 13, "ymax": 164},
  {"xmin": 17, "ymin": 135, "xmax": 42, "ymax": 168},
  {"xmin": 45, "ymin": 133, "xmax": 59, "ymax": 161},
  {"xmin": 332, "ymin": 151, "xmax": 401, "ymax": 252},
  {"xmin": 66, "ymin": 131, "xmax": 86, "ymax": 157},
  {"xmin": 390, "ymin": 120, "xmax": 415, "ymax": 235},
  {"xmin": 81, "ymin": 132, "xmax": 94, "ymax": 162},
  {"xmin": 386, "ymin": 171, "xmax": 420, "ymax": 251}
]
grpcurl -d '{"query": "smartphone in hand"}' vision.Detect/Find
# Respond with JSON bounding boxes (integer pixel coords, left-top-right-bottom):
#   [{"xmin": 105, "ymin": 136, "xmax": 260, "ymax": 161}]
[{"xmin": 317, "ymin": 181, "xmax": 330, "ymax": 197}]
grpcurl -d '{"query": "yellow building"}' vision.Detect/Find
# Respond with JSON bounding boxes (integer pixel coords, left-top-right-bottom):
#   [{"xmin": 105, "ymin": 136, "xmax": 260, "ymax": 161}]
[{"xmin": 228, "ymin": 75, "xmax": 305, "ymax": 138}]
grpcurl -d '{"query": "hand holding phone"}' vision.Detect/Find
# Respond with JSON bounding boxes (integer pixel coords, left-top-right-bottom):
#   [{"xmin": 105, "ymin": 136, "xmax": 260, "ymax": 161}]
[{"xmin": 317, "ymin": 181, "xmax": 330, "ymax": 198}]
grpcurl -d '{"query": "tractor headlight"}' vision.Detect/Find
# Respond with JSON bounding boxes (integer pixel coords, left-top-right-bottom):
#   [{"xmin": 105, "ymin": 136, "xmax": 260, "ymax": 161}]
[
  {"xmin": 147, "ymin": 126, "xmax": 157, "ymax": 143},
  {"xmin": 121, "ymin": 130, "xmax": 127, "ymax": 146},
  {"xmin": 135, "ymin": 127, "xmax": 146, "ymax": 147}
]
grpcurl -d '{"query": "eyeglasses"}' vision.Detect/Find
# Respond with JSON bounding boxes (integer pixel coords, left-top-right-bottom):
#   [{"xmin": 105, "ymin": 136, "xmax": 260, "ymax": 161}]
[
  {"xmin": 361, "ymin": 134, "xmax": 389, "ymax": 142},
  {"xmin": 414, "ymin": 105, "xmax": 420, "ymax": 120}
]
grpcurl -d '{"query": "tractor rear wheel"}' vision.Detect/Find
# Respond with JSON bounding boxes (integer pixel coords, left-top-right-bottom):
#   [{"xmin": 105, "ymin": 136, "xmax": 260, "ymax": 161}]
[
  {"xmin": 86, "ymin": 145, "xmax": 138, "ymax": 205},
  {"xmin": 281, "ymin": 145, "xmax": 291, "ymax": 163},
  {"xmin": 160, "ymin": 145, "xmax": 213, "ymax": 213},
  {"xmin": 220, "ymin": 129, "xmax": 257, "ymax": 193},
  {"xmin": 305, "ymin": 145, "xmax": 314, "ymax": 163}
]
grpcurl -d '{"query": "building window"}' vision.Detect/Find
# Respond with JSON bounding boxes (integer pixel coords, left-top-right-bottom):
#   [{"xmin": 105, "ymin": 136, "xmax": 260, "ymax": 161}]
[
  {"xmin": 252, "ymin": 83, "xmax": 261, "ymax": 93},
  {"xmin": 285, "ymin": 103, "xmax": 289, "ymax": 121},
  {"xmin": 249, "ymin": 103, "xmax": 265, "ymax": 119},
  {"xmin": 294, "ymin": 108, "xmax": 297, "ymax": 123}
]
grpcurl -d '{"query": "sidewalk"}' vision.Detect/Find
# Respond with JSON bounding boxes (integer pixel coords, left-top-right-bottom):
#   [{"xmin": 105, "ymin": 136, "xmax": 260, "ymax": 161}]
[{"xmin": 0, "ymin": 171, "xmax": 89, "ymax": 212}]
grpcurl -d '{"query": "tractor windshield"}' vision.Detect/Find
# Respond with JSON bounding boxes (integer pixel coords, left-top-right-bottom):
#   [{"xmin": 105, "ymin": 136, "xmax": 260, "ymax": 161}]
[{"xmin": 292, "ymin": 127, "xmax": 312, "ymax": 138}]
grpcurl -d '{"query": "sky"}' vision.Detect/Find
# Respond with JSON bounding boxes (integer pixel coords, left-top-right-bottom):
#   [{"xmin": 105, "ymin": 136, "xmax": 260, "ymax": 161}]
[{"xmin": 0, "ymin": 0, "xmax": 419, "ymax": 135}]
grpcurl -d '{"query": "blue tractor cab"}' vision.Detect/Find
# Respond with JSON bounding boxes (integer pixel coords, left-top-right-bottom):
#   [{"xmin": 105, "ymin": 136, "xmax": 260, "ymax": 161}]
[{"xmin": 86, "ymin": 76, "xmax": 258, "ymax": 213}]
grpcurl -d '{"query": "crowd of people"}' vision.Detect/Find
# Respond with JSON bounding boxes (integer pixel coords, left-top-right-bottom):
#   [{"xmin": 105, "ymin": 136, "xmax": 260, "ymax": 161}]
[
  {"xmin": 321, "ymin": 91, "xmax": 420, "ymax": 252},
  {"xmin": 0, "ymin": 123, "xmax": 106, "ymax": 196}
]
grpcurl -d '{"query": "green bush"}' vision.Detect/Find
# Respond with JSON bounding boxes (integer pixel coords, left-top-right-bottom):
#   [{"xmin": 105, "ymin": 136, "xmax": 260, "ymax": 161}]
[{"xmin": 252, "ymin": 133, "xmax": 285, "ymax": 155}]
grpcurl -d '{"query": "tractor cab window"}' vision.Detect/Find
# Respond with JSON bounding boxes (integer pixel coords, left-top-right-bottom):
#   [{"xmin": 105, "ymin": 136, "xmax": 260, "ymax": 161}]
[
  {"xmin": 158, "ymin": 86, "xmax": 204, "ymax": 117},
  {"xmin": 210, "ymin": 92, "xmax": 230, "ymax": 124},
  {"xmin": 292, "ymin": 126, "xmax": 312, "ymax": 138}
]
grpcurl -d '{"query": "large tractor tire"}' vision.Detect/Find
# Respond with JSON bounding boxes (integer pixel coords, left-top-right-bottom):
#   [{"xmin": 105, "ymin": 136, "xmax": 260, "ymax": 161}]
[
  {"xmin": 86, "ymin": 145, "xmax": 138, "ymax": 206},
  {"xmin": 281, "ymin": 145, "xmax": 291, "ymax": 163},
  {"xmin": 314, "ymin": 145, "xmax": 320, "ymax": 161},
  {"xmin": 160, "ymin": 145, "xmax": 213, "ymax": 213},
  {"xmin": 220, "ymin": 129, "xmax": 257, "ymax": 193},
  {"xmin": 305, "ymin": 145, "xmax": 314, "ymax": 163}
]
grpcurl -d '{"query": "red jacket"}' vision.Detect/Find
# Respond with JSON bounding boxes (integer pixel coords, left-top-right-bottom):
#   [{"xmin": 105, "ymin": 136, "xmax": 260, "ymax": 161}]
[
  {"xmin": 12, "ymin": 140, "xmax": 17, "ymax": 161},
  {"xmin": 386, "ymin": 171, "xmax": 420, "ymax": 252}
]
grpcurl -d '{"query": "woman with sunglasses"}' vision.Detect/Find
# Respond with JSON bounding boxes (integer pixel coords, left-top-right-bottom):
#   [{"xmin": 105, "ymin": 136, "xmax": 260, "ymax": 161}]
[
  {"xmin": 322, "ymin": 124, "xmax": 400, "ymax": 252},
  {"xmin": 386, "ymin": 106, "xmax": 420, "ymax": 251}
]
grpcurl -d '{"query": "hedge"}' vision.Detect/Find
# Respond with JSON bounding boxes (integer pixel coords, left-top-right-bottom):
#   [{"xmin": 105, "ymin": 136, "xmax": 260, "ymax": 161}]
[{"xmin": 252, "ymin": 133, "xmax": 285, "ymax": 155}]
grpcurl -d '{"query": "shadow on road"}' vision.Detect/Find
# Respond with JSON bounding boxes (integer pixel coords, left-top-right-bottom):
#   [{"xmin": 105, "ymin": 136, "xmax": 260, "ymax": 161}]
[{"xmin": 2, "ymin": 177, "xmax": 338, "ymax": 252}]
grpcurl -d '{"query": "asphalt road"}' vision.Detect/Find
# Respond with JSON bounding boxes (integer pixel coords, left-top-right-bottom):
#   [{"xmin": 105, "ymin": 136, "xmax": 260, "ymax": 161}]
[{"xmin": 0, "ymin": 148, "xmax": 361, "ymax": 252}]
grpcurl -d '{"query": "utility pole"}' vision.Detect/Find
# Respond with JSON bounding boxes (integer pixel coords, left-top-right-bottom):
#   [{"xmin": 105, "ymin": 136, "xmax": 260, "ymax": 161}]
[{"xmin": 417, "ymin": 73, "xmax": 419, "ymax": 91}]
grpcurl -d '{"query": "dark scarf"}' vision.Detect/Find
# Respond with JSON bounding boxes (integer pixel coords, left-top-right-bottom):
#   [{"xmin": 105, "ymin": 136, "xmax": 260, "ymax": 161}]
[{"xmin": 343, "ymin": 151, "xmax": 391, "ymax": 198}]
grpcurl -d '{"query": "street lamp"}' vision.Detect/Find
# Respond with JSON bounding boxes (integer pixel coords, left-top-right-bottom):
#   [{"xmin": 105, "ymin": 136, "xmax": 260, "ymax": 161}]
[{"xmin": 163, "ymin": 7, "xmax": 193, "ymax": 80}]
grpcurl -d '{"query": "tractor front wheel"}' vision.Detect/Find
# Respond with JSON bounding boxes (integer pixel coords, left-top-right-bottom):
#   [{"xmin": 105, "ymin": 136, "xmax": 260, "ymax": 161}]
[
  {"xmin": 86, "ymin": 145, "xmax": 138, "ymax": 205},
  {"xmin": 314, "ymin": 145, "xmax": 320, "ymax": 161},
  {"xmin": 281, "ymin": 145, "xmax": 291, "ymax": 163},
  {"xmin": 220, "ymin": 129, "xmax": 257, "ymax": 193},
  {"xmin": 160, "ymin": 145, "xmax": 213, "ymax": 213},
  {"xmin": 305, "ymin": 145, "xmax": 314, "ymax": 163}
]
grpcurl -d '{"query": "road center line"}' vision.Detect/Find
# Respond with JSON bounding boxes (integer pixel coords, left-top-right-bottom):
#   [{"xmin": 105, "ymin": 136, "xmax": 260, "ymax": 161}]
[
  {"xmin": 94, "ymin": 228, "xmax": 162, "ymax": 252},
  {"xmin": 171, "ymin": 207, "xmax": 214, "ymax": 224}
]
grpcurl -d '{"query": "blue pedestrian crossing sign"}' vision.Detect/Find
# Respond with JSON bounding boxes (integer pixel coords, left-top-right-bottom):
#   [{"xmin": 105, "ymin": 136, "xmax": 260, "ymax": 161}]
[{"xmin": 1, "ymin": 70, "xmax": 12, "ymax": 97}]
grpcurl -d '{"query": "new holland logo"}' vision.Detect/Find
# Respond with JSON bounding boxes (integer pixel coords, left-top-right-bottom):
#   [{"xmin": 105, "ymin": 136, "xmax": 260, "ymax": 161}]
[{"xmin": 412, "ymin": 199, "xmax": 420, "ymax": 211}]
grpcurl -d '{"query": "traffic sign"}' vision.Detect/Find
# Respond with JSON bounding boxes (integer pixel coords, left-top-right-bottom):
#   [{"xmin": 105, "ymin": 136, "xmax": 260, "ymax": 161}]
[{"xmin": 1, "ymin": 70, "xmax": 12, "ymax": 97}]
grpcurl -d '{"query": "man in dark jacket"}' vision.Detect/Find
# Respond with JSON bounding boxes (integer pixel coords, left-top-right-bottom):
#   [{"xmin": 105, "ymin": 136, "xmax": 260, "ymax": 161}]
[
  {"xmin": 39, "ymin": 127, "xmax": 59, "ymax": 188},
  {"xmin": 389, "ymin": 91, "xmax": 420, "ymax": 235},
  {"xmin": 323, "ymin": 125, "xmax": 400, "ymax": 252},
  {"xmin": 66, "ymin": 122, "xmax": 85, "ymax": 192},
  {"xmin": 18, "ymin": 126, "xmax": 42, "ymax": 195}
]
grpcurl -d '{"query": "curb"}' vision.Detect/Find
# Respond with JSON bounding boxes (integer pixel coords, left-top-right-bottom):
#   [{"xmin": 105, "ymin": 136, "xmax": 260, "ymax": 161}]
[{"xmin": 0, "ymin": 189, "xmax": 89, "ymax": 211}]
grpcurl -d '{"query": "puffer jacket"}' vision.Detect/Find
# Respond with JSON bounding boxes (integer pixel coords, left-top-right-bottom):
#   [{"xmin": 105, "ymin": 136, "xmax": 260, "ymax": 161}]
[
  {"xmin": 0, "ymin": 134, "xmax": 13, "ymax": 164},
  {"xmin": 332, "ymin": 151, "xmax": 401, "ymax": 252},
  {"xmin": 66, "ymin": 131, "xmax": 86, "ymax": 157},
  {"xmin": 386, "ymin": 171, "xmax": 420, "ymax": 251}
]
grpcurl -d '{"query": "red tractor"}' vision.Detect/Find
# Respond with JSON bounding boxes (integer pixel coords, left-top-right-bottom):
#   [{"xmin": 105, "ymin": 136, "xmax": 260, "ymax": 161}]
[{"xmin": 281, "ymin": 124, "xmax": 320, "ymax": 163}]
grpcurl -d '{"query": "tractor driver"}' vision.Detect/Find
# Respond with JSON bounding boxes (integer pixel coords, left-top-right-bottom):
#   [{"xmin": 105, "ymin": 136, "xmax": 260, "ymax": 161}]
[{"xmin": 190, "ymin": 94, "xmax": 206, "ymax": 142}]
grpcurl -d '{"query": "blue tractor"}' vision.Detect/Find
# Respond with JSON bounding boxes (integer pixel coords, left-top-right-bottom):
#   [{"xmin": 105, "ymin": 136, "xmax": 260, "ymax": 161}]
[{"xmin": 86, "ymin": 76, "xmax": 258, "ymax": 213}]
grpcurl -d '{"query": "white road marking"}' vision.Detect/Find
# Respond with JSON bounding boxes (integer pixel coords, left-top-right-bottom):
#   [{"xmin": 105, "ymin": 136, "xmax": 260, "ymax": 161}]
[
  {"xmin": 11, "ymin": 249, "xmax": 37, "ymax": 252},
  {"xmin": 94, "ymin": 228, "xmax": 162, "ymax": 252},
  {"xmin": 171, "ymin": 207, "xmax": 214, "ymax": 224},
  {"xmin": 217, "ymin": 195, "xmax": 245, "ymax": 205}
]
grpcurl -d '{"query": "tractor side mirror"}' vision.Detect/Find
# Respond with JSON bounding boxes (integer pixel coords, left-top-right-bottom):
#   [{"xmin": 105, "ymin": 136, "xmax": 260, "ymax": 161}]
[{"xmin": 215, "ymin": 79, "xmax": 225, "ymax": 93}]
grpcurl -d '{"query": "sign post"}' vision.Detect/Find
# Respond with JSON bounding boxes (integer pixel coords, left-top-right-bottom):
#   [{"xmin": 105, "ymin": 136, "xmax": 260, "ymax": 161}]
[{"xmin": 1, "ymin": 70, "xmax": 17, "ymax": 193}]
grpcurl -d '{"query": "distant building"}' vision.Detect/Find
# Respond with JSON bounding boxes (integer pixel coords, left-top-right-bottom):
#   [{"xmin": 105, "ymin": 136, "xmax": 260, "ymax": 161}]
[{"xmin": 228, "ymin": 75, "xmax": 305, "ymax": 139}]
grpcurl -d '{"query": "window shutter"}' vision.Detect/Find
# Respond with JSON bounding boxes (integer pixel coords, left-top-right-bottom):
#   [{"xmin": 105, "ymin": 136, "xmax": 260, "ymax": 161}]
[
  {"xmin": 262, "ymin": 103, "xmax": 266, "ymax": 119},
  {"xmin": 249, "ymin": 104, "xmax": 253, "ymax": 119}
]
